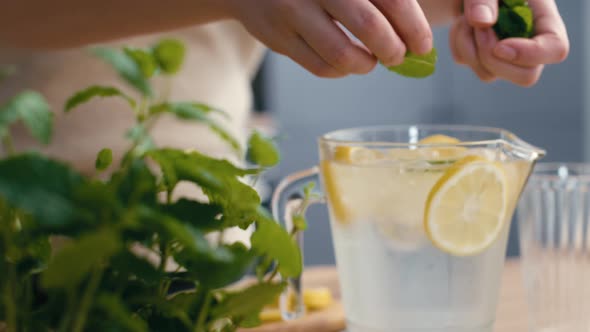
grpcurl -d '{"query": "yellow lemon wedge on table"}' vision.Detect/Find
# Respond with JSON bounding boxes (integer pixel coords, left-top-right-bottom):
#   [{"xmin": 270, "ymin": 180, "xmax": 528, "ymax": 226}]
[
  {"xmin": 258, "ymin": 287, "xmax": 335, "ymax": 323},
  {"xmin": 424, "ymin": 155, "xmax": 509, "ymax": 256}
]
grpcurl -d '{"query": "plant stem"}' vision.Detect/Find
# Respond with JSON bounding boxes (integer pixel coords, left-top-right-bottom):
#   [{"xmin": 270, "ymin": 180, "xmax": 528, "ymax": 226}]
[
  {"xmin": 57, "ymin": 289, "xmax": 76, "ymax": 332},
  {"xmin": 266, "ymin": 266, "xmax": 280, "ymax": 283},
  {"xmin": 158, "ymin": 242, "xmax": 169, "ymax": 297},
  {"xmin": 3, "ymin": 273, "xmax": 17, "ymax": 332},
  {"xmin": 70, "ymin": 269, "xmax": 103, "ymax": 332},
  {"xmin": 194, "ymin": 291, "xmax": 212, "ymax": 332}
]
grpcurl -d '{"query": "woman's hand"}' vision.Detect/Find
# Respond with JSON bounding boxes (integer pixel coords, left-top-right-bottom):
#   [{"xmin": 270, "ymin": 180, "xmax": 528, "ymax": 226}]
[
  {"xmin": 450, "ymin": 0, "xmax": 569, "ymax": 86},
  {"xmin": 226, "ymin": 0, "xmax": 434, "ymax": 78}
]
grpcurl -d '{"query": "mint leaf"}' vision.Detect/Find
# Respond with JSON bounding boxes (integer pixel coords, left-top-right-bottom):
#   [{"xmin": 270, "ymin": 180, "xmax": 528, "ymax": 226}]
[
  {"xmin": 211, "ymin": 282, "xmax": 285, "ymax": 320},
  {"xmin": 139, "ymin": 206, "xmax": 233, "ymax": 264},
  {"xmin": 513, "ymin": 5, "xmax": 534, "ymax": 36},
  {"xmin": 0, "ymin": 91, "xmax": 53, "ymax": 144},
  {"xmin": 110, "ymin": 159, "xmax": 158, "ymax": 206},
  {"xmin": 96, "ymin": 294, "xmax": 149, "ymax": 332},
  {"xmin": 247, "ymin": 131, "xmax": 280, "ymax": 167},
  {"xmin": 124, "ymin": 48, "xmax": 158, "ymax": 78},
  {"xmin": 64, "ymin": 86, "xmax": 136, "ymax": 112},
  {"xmin": 386, "ymin": 48, "xmax": 437, "ymax": 78},
  {"xmin": 14, "ymin": 236, "xmax": 52, "ymax": 275},
  {"xmin": 494, "ymin": 3, "xmax": 534, "ymax": 39},
  {"xmin": 174, "ymin": 242, "xmax": 255, "ymax": 289},
  {"xmin": 153, "ymin": 39, "xmax": 186, "ymax": 74},
  {"xmin": 95, "ymin": 148, "xmax": 113, "ymax": 171},
  {"xmin": 292, "ymin": 215, "xmax": 307, "ymax": 232},
  {"xmin": 0, "ymin": 154, "xmax": 87, "ymax": 228},
  {"xmin": 42, "ymin": 229, "xmax": 121, "ymax": 288},
  {"xmin": 147, "ymin": 149, "xmax": 224, "ymax": 193},
  {"xmin": 150, "ymin": 102, "xmax": 241, "ymax": 154},
  {"xmin": 251, "ymin": 217, "xmax": 302, "ymax": 278},
  {"xmin": 92, "ymin": 48, "xmax": 152, "ymax": 96},
  {"xmin": 161, "ymin": 198, "xmax": 223, "ymax": 232},
  {"xmin": 111, "ymin": 250, "xmax": 161, "ymax": 285}
]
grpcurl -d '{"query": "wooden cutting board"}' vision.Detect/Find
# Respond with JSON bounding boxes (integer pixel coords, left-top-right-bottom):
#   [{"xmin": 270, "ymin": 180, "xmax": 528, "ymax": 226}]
[{"xmin": 240, "ymin": 260, "xmax": 529, "ymax": 332}]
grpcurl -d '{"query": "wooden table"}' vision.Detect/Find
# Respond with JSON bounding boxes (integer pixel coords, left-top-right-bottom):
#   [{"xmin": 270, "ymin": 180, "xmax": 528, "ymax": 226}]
[{"xmin": 246, "ymin": 259, "xmax": 530, "ymax": 332}]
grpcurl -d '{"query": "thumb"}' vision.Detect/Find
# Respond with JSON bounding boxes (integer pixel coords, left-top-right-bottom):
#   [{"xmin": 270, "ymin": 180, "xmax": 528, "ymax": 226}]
[{"xmin": 463, "ymin": 0, "xmax": 498, "ymax": 27}]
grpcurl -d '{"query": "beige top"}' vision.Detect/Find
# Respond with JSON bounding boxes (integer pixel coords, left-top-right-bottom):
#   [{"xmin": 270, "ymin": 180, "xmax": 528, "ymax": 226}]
[{"xmin": 0, "ymin": 20, "xmax": 265, "ymax": 174}]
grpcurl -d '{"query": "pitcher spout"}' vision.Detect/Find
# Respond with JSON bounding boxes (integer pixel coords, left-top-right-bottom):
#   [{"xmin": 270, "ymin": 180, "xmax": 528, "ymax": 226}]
[{"xmin": 502, "ymin": 131, "xmax": 546, "ymax": 162}]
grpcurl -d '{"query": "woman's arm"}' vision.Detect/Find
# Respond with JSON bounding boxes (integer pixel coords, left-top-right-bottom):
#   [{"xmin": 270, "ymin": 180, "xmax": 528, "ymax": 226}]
[{"xmin": 0, "ymin": 0, "xmax": 230, "ymax": 49}]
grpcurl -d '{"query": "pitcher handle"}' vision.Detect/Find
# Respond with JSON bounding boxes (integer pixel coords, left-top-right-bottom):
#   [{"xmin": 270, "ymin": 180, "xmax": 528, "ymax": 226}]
[{"xmin": 271, "ymin": 166, "xmax": 324, "ymax": 320}]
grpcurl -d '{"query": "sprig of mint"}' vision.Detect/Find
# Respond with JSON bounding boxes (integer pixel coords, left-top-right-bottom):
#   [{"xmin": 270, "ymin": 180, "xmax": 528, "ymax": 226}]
[
  {"xmin": 387, "ymin": 0, "xmax": 534, "ymax": 78},
  {"xmin": 0, "ymin": 39, "xmax": 302, "ymax": 332},
  {"xmin": 494, "ymin": 0, "xmax": 534, "ymax": 39}
]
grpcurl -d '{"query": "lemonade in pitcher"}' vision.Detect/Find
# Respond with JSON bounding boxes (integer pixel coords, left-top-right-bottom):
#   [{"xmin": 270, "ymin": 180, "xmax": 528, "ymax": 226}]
[
  {"xmin": 272, "ymin": 126, "xmax": 543, "ymax": 332},
  {"xmin": 320, "ymin": 132, "xmax": 533, "ymax": 332}
]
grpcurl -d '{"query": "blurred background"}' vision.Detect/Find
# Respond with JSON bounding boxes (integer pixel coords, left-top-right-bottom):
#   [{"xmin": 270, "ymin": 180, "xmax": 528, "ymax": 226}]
[{"xmin": 253, "ymin": 1, "xmax": 584, "ymax": 265}]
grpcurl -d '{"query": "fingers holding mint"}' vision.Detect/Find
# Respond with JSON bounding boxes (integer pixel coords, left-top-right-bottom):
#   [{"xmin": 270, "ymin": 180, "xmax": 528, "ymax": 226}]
[{"xmin": 493, "ymin": 0, "xmax": 569, "ymax": 66}]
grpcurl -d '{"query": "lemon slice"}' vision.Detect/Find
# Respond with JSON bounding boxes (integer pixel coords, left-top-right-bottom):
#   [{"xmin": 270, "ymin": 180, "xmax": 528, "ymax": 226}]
[
  {"xmin": 424, "ymin": 155, "xmax": 508, "ymax": 256},
  {"xmin": 321, "ymin": 160, "xmax": 351, "ymax": 224},
  {"xmin": 333, "ymin": 146, "xmax": 381, "ymax": 164},
  {"xmin": 418, "ymin": 134, "xmax": 466, "ymax": 161},
  {"xmin": 303, "ymin": 287, "xmax": 334, "ymax": 311},
  {"xmin": 418, "ymin": 134, "xmax": 461, "ymax": 145}
]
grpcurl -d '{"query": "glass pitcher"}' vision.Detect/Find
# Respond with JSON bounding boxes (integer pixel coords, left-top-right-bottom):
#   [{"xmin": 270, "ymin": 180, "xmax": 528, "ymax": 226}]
[{"xmin": 272, "ymin": 125, "xmax": 545, "ymax": 332}]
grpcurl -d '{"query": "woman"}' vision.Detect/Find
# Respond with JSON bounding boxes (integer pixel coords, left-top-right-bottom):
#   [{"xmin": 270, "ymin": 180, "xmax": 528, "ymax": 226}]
[{"xmin": 0, "ymin": 0, "xmax": 570, "ymax": 246}]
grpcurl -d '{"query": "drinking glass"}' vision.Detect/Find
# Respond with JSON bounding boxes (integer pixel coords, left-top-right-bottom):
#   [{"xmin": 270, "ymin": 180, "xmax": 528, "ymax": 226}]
[{"xmin": 517, "ymin": 163, "xmax": 590, "ymax": 332}]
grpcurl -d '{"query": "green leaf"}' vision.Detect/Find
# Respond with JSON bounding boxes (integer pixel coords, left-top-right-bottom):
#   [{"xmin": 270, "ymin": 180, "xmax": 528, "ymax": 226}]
[
  {"xmin": 174, "ymin": 242, "xmax": 255, "ymax": 289},
  {"xmin": 211, "ymin": 282, "xmax": 285, "ymax": 320},
  {"xmin": 153, "ymin": 39, "xmax": 186, "ymax": 74},
  {"xmin": 92, "ymin": 47, "xmax": 152, "ymax": 96},
  {"xmin": 124, "ymin": 48, "xmax": 158, "ymax": 78},
  {"xmin": 139, "ymin": 206, "xmax": 233, "ymax": 264},
  {"xmin": 96, "ymin": 293, "xmax": 149, "ymax": 332},
  {"xmin": 64, "ymin": 85, "xmax": 136, "ymax": 112},
  {"xmin": 494, "ymin": 5, "xmax": 534, "ymax": 39},
  {"xmin": 239, "ymin": 313, "xmax": 262, "ymax": 328},
  {"xmin": 149, "ymin": 103, "xmax": 241, "ymax": 154},
  {"xmin": 42, "ymin": 229, "xmax": 121, "ymax": 288},
  {"xmin": 15, "ymin": 236, "xmax": 52, "ymax": 275},
  {"xmin": 110, "ymin": 159, "xmax": 158, "ymax": 206},
  {"xmin": 0, "ymin": 91, "xmax": 53, "ymax": 144},
  {"xmin": 251, "ymin": 217, "xmax": 302, "ymax": 278},
  {"xmin": 0, "ymin": 154, "xmax": 88, "ymax": 228},
  {"xmin": 111, "ymin": 250, "xmax": 161, "ymax": 285},
  {"xmin": 292, "ymin": 215, "xmax": 307, "ymax": 232},
  {"xmin": 95, "ymin": 148, "xmax": 113, "ymax": 171},
  {"xmin": 386, "ymin": 48, "xmax": 438, "ymax": 78},
  {"xmin": 247, "ymin": 131, "xmax": 280, "ymax": 167},
  {"xmin": 147, "ymin": 149, "xmax": 224, "ymax": 193},
  {"xmin": 161, "ymin": 198, "xmax": 223, "ymax": 232},
  {"xmin": 513, "ymin": 5, "xmax": 534, "ymax": 36}
]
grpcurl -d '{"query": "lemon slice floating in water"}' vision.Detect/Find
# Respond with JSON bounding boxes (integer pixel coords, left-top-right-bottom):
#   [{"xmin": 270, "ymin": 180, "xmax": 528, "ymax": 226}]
[{"xmin": 424, "ymin": 155, "xmax": 508, "ymax": 256}]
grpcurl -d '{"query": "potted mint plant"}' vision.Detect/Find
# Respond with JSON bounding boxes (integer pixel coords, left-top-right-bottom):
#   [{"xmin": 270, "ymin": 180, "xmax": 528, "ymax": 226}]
[{"xmin": 0, "ymin": 39, "xmax": 304, "ymax": 332}]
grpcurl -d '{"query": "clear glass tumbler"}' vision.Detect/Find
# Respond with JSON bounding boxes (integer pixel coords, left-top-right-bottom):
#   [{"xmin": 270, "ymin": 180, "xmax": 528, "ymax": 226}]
[{"xmin": 517, "ymin": 163, "xmax": 590, "ymax": 332}]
